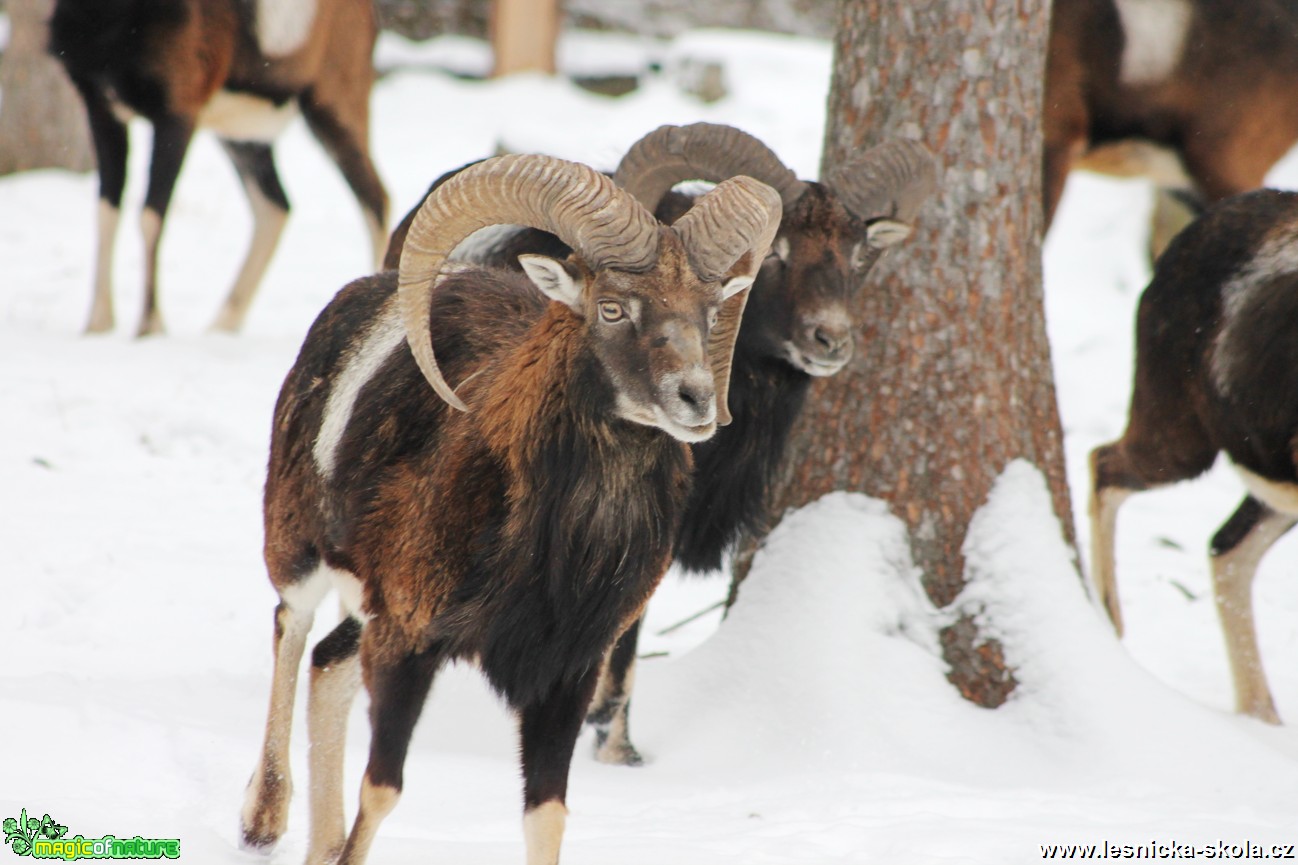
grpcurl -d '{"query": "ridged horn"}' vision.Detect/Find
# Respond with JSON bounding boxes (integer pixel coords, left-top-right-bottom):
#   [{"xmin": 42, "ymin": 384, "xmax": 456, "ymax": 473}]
[
  {"xmin": 397, "ymin": 153, "xmax": 660, "ymax": 411},
  {"xmin": 824, "ymin": 138, "xmax": 938, "ymax": 224},
  {"xmin": 613, "ymin": 122, "xmax": 808, "ymax": 212},
  {"xmin": 673, "ymin": 175, "xmax": 784, "ymax": 425}
]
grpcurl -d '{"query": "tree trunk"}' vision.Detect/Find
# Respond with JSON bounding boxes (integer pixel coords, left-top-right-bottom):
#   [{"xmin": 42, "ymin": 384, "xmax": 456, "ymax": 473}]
[
  {"xmin": 0, "ymin": 0, "xmax": 93, "ymax": 175},
  {"xmin": 490, "ymin": 0, "xmax": 560, "ymax": 76},
  {"xmin": 756, "ymin": 0, "xmax": 1074, "ymax": 708}
]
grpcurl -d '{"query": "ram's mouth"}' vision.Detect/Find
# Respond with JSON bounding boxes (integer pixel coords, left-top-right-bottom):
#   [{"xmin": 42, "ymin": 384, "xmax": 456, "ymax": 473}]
[
  {"xmin": 784, "ymin": 342, "xmax": 850, "ymax": 377},
  {"xmin": 615, "ymin": 401, "xmax": 718, "ymax": 443},
  {"xmin": 671, "ymin": 419, "xmax": 719, "ymax": 443}
]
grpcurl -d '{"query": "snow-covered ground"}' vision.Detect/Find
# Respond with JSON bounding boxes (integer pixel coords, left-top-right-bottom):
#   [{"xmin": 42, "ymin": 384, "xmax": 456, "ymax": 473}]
[{"xmin": 5, "ymin": 28, "xmax": 1298, "ymax": 864}]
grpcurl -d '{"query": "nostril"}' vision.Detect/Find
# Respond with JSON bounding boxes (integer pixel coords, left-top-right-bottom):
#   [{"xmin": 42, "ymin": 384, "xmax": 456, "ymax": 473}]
[
  {"xmin": 814, "ymin": 326, "xmax": 848, "ymax": 352},
  {"xmin": 678, "ymin": 385, "xmax": 700, "ymax": 408}
]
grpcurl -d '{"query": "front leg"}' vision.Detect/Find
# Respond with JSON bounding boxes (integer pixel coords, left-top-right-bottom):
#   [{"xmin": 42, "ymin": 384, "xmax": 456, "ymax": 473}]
[
  {"xmin": 138, "ymin": 114, "xmax": 197, "ymax": 337},
  {"xmin": 519, "ymin": 668, "xmax": 601, "ymax": 865},
  {"xmin": 586, "ymin": 616, "xmax": 643, "ymax": 766},
  {"xmin": 334, "ymin": 634, "xmax": 444, "ymax": 865}
]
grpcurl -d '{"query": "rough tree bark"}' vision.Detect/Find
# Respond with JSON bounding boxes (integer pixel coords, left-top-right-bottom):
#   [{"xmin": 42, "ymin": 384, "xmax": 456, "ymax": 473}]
[
  {"xmin": 756, "ymin": 0, "xmax": 1075, "ymax": 707},
  {"xmin": 0, "ymin": 0, "xmax": 93, "ymax": 175}
]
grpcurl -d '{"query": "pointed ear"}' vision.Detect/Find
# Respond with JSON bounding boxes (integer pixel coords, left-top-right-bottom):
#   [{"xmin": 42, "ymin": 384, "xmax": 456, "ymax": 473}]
[
  {"xmin": 865, "ymin": 218, "xmax": 913, "ymax": 250},
  {"xmin": 519, "ymin": 254, "xmax": 585, "ymax": 311},
  {"xmin": 720, "ymin": 273, "xmax": 755, "ymax": 299}
]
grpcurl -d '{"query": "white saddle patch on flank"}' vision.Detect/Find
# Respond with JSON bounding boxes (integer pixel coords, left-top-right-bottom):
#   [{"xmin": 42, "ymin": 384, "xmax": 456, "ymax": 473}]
[
  {"xmin": 199, "ymin": 90, "xmax": 299, "ymax": 143},
  {"xmin": 313, "ymin": 295, "xmax": 407, "ymax": 480},
  {"xmin": 1115, "ymin": 0, "xmax": 1194, "ymax": 86},
  {"xmin": 256, "ymin": 0, "xmax": 318, "ymax": 57},
  {"xmin": 1210, "ymin": 223, "xmax": 1298, "ymax": 397}
]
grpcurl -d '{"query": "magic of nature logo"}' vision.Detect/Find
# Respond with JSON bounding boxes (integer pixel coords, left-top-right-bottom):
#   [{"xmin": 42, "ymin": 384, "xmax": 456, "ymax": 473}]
[{"xmin": 3, "ymin": 809, "xmax": 179, "ymax": 860}]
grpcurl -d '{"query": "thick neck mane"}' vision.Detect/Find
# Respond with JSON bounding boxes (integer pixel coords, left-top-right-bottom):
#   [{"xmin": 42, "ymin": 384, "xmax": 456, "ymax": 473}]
[
  {"xmin": 467, "ymin": 302, "xmax": 693, "ymax": 704},
  {"xmin": 674, "ymin": 345, "xmax": 811, "ymax": 574}
]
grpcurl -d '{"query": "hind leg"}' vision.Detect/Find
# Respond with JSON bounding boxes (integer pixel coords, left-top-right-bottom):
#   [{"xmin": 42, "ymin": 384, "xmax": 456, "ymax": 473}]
[
  {"xmin": 137, "ymin": 114, "xmax": 196, "ymax": 337},
  {"xmin": 210, "ymin": 141, "xmax": 289, "ymax": 333},
  {"xmin": 586, "ymin": 617, "xmax": 643, "ymax": 766},
  {"xmin": 1090, "ymin": 428, "xmax": 1218, "ymax": 638},
  {"xmin": 299, "ymin": 98, "xmax": 388, "ymax": 269},
  {"xmin": 305, "ymin": 617, "xmax": 363, "ymax": 865},
  {"xmin": 240, "ymin": 594, "xmax": 318, "ymax": 849},
  {"xmin": 72, "ymin": 82, "xmax": 129, "ymax": 334},
  {"xmin": 1089, "ymin": 283, "xmax": 1220, "ymax": 633},
  {"xmin": 1210, "ymin": 495, "xmax": 1295, "ymax": 724}
]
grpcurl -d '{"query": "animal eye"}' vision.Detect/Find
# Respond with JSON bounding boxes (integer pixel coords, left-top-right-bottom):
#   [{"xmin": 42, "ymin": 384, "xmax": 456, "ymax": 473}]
[
  {"xmin": 708, "ymin": 308, "xmax": 720, "ymax": 329},
  {"xmin": 598, "ymin": 300, "xmax": 626, "ymax": 322}
]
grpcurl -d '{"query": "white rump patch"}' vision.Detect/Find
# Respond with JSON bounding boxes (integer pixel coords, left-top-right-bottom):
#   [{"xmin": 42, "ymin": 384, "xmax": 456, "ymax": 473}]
[
  {"xmin": 1115, "ymin": 0, "xmax": 1193, "ymax": 86},
  {"xmin": 199, "ymin": 91, "xmax": 299, "ymax": 143},
  {"xmin": 1231, "ymin": 463, "xmax": 1298, "ymax": 517},
  {"xmin": 279, "ymin": 562, "xmax": 335, "ymax": 612},
  {"xmin": 314, "ymin": 296, "xmax": 407, "ymax": 479},
  {"xmin": 281, "ymin": 562, "xmax": 370, "ymax": 619},
  {"xmin": 1210, "ymin": 223, "xmax": 1298, "ymax": 396},
  {"xmin": 256, "ymin": 0, "xmax": 318, "ymax": 57}
]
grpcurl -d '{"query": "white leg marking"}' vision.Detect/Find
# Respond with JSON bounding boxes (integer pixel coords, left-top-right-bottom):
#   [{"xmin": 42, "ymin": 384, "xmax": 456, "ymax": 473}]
[
  {"xmin": 1115, "ymin": 0, "xmax": 1194, "ymax": 86},
  {"xmin": 338, "ymin": 776, "xmax": 401, "ymax": 864},
  {"xmin": 240, "ymin": 601, "xmax": 315, "ymax": 849},
  {"xmin": 313, "ymin": 295, "xmax": 406, "ymax": 478},
  {"xmin": 1211, "ymin": 508, "xmax": 1294, "ymax": 724},
  {"xmin": 210, "ymin": 175, "xmax": 288, "ymax": 333},
  {"xmin": 199, "ymin": 91, "xmax": 300, "ymax": 143},
  {"xmin": 523, "ymin": 801, "xmax": 567, "ymax": 865},
  {"xmin": 138, "ymin": 208, "xmax": 165, "ymax": 336},
  {"xmin": 86, "ymin": 200, "xmax": 120, "ymax": 333},
  {"xmin": 306, "ymin": 652, "xmax": 362, "ymax": 865},
  {"xmin": 1088, "ymin": 474, "xmax": 1131, "ymax": 636},
  {"xmin": 256, "ymin": 0, "xmax": 319, "ymax": 57}
]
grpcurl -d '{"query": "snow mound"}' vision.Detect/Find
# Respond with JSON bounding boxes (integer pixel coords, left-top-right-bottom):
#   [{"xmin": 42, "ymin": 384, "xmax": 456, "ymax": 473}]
[{"xmin": 635, "ymin": 465, "xmax": 1298, "ymax": 844}]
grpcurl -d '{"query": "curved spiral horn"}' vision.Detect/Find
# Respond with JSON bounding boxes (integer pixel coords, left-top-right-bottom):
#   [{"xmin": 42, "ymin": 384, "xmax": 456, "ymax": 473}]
[
  {"xmin": 397, "ymin": 154, "xmax": 660, "ymax": 410},
  {"xmin": 673, "ymin": 175, "xmax": 784, "ymax": 425},
  {"xmin": 613, "ymin": 122, "xmax": 808, "ymax": 212},
  {"xmin": 824, "ymin": 138, "xmax": 938, "ymax": 224}
]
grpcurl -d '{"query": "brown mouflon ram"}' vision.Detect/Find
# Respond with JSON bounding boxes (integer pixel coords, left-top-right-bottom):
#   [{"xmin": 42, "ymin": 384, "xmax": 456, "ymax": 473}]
[
  {"xmin": 49, "ymin": 0, "xmax": 388, "ymax": 336},
  {"xmin": 1090, "ymin": 188, "xmax": 1298, "ymax": 725},
  {"xmin": 383, "ymin": 124, "xmax": 936, "ymax": 766},
  {"xmin": 239, "ymin": 153, "xmax": 782, "ymax": 865}
]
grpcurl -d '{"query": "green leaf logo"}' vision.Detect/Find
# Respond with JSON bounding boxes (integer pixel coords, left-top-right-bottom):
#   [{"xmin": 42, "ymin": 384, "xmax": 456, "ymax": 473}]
[{"xmin": 3, "ymin": 808, "xmax": 61, "ymax": 857}]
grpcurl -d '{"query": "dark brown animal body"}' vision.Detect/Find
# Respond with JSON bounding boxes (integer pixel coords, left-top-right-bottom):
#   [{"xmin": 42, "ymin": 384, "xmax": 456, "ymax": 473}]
[
  {"xmin": 50, "ymin": 0, "xmax": 388, "ymax": 335},
  {"xmin": 1044, "ymin": 0, "xmax": 1298, "ymax": 231},
  {"xmin": 1089, "ymin": 189, "xmax": 1298, "ymax": 726}
]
